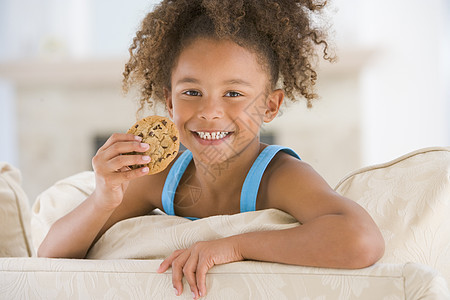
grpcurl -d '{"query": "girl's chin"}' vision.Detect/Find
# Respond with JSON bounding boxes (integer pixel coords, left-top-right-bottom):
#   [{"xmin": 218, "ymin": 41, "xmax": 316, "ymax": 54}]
[
  {"xmin": 186, "ymin": 142, "xmax": 234, "ymax": 166},
  {"xmin": 195, "ymin": 145, "xmax": 230, "ymax": 165}
]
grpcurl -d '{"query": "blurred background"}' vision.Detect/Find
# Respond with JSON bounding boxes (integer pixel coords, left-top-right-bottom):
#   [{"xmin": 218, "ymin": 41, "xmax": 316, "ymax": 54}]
[{"xmin": 0, "ymin": 0, "xmax": 449, "ymax": 203}]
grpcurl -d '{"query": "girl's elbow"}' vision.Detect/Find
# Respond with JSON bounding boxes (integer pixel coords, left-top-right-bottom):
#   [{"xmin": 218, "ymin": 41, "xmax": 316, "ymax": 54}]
[
  {"xmin": 37, "ymin": 244, "xmax": 61, "ymax": 258},
  {"xmin": 37, "ymin": 244, "xmax": 86, "ymax": 259},
  {"xmin": 37, "ymin": 245, "xmax": 52, "ymax": 258},
  {"xmin": 349, "ymin": 230, "xmax": 385, "ymax": 269}
]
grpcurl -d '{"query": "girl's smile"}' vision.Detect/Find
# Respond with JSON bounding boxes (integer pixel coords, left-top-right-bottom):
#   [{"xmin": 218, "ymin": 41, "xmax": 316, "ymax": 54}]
[{"xmin": 192, "ymin": 130, "xmax": 232, "ymax": 145}]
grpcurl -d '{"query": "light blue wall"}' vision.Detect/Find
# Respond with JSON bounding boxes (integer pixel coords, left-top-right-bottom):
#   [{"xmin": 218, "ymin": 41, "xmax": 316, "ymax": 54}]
[
  {"xmin": 0, "ymin": 0, "xmax": 160, "ymax": 60},
  {"xmin": 0, "ymin": 80, "xmax": 17, "ymax": 165},
  {"xmin": 91, "ymin": 0, "xmax": 155, "ymax": 57}
]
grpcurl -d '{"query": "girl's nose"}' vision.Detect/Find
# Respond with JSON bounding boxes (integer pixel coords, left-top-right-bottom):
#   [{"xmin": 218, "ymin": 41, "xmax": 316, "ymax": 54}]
[{"xmin": 197, "ymin": 96, "xmax": 223, "ymax": 120}]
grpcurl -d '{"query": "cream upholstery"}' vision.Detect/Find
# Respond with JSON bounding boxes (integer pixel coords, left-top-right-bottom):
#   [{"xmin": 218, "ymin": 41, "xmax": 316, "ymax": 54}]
[
  {"xmin": 0, "ymin": 163, "xmax": 32, "ymax": 257},
  {"xmin": 335, "ymin": 147, "xmax": 450, "ymax": 283},
  {"xmin": 30, "ymin": 171, "xmax": 95, "ymax": 253},
  {"xmin": 1, "ymin": 147, "xmax": 450, "ymax": 299},
  {"xmin": 0, "ymin": 258, "xmax": 448, "ymax": 299}
]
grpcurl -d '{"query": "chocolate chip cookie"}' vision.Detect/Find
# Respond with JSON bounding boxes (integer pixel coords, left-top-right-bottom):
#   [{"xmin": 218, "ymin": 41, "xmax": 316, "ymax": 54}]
[{"xmin": 127, "ymin": 115, "xmax": 180, "ymax": 175}]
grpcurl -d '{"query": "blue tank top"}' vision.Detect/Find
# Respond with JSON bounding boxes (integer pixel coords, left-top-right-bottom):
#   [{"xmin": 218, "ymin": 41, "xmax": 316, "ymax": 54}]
[{"xmin": 161, "ymin": 145, "xmax": 301, "ymax": 220}]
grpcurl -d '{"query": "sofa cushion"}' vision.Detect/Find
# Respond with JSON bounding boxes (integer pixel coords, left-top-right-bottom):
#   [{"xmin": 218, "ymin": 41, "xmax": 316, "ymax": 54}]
[
  {"xmin": 335, "ymin": 147, "xmax": 450, "ymax": 285},
  {"xmin": 88, "ymin": 208, "xmax": 298, "ymax": 259},
  {"xmin": 31, "ymin": 171, "xmax": 95, "ymax": 253},
  {"xmin": 0, "ymin": 162, "xmax": 32, "ymax": 257}
]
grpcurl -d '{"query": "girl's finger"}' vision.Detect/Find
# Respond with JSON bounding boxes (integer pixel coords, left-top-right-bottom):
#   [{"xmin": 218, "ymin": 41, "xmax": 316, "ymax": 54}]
[
  {"xmin": 157, "ymin": 249, "xmax": 185, "ymax": 273},
  {"xmin": 101, "ymin": 141, "xmax": 149, "ymax": 161},
  {"xmin": 98, "ymin": 133, "xmax": 141, "ymax": 152},
  {"xmin": 170, "ymin": 252, "xmax": 190, "ymax": 297},
  {"xmin": 98, "ymin": 166, "xmax": 149, "ymax": 186},
  {"xmin": 117, "ymin": 166, "xmax": 131, "ymax": 172},
  {"xmin": 106, "ymin": 154, "xmax": 150, "ymax": 172},
  {"xmin": 195, "ymin": 259, "xmax": 211, "ymax": 298},
  {"xmin": 182, "ymin": 253, "xmax": 200, "ymax": 298}
]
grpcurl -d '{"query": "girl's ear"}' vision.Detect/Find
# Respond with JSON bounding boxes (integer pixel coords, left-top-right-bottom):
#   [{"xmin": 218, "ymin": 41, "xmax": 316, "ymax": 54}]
[
  {"xmin": 164, "ymin": 87, "xmax": 174, "ymax": 119},
  {"xmin": 264, "ymin": 89, "xmax": 284, "ymax": 123}
]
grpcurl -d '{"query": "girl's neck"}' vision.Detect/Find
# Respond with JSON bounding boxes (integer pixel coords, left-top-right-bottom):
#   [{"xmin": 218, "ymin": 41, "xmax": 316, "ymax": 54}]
[{"xmin": 191, "ymin": 141, "xmax": 265, "ymax": 197}]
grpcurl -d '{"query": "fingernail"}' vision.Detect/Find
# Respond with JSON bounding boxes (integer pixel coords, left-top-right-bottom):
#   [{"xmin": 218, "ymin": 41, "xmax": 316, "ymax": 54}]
[
  {"xmin": 141, "ymin": 167, "xmax": 149, "ymax": 173},
  {"xmin": 192, "ymin": 292, "xmax": 196, "ymax": 299},
  {"xmin": 134, "ymin": 135, "xmax": 142, "ymax": 141},
  {"xmin": 199, "ymin": 291, "xmax": 203, "ymax": 297},
  {"xmin": 174, "ymin": 288, "xmax": 179, "ymax": 296},
  {"xmin": 142, "ymin": 155, "xmax": 150, "ymax": 161},
  {"xmin": 140, "ymin": 143, "xmax": 149, "ymax": 149}
]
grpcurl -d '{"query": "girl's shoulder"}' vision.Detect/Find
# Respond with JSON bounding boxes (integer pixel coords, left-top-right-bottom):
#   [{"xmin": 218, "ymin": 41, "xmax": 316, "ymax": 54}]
[
  {"xmin": 266, "ymin": 149, "xmax": 309, "ymax": 181},
  {"xmin": 262, "ymin": 149, "xmax": 335, "ymax": 217}
]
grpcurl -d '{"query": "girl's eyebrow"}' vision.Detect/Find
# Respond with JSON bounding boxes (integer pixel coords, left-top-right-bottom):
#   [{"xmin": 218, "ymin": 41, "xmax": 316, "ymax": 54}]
[
  {"xmin": 223, "ymin": 79, "xmax": 253, "ymax": 87},
  {"xmin": 175, "ymin": 77, "xmax": 200, "ymax": 85},
  {"xmin": 175, "ymin": 77, "xmax": 253, "ymax": 87}
]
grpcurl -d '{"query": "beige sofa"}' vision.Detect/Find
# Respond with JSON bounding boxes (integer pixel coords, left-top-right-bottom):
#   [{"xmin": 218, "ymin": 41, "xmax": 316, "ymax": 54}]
[{"xmin": 1, "ymin": 147, "xmax": 450, "ymax": 299}]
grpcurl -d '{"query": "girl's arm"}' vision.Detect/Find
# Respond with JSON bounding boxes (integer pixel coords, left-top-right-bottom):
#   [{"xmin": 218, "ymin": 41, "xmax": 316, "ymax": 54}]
[
  {"xmin": 234, "ymin": 158, "xmax": 385, "ymax": 269},
  {"xmin": 159, "ymin": 156, "xmax": 384, "ymax": 299},
  {"xmin": 37, "ymin": 133, "xmax": 155, "ymax": 258},
  {"xmin": 235, "ymin": 198, "xmax": 383, "ymax": 269}
]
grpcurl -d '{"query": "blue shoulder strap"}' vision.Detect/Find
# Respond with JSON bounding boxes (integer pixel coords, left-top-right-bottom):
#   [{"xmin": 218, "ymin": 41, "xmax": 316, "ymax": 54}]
[
  {"xmin": 240, "ymin": 145, "xmax": 301, "ymax": 213},
  {"xmin": 161, "ymin": 150, "xmax": 193, "ymax": 217},
  {"xmin": 162, "ymin": 145, "xmax": 301, "ymax": 219}
]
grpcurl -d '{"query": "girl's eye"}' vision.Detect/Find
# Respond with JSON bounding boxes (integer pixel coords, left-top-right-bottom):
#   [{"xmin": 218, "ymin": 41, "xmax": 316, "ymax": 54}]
[
  {"xmin": 225, "ymin": 91, "xmax": 242, "ymax": 97},
  {"xmin": 183, "ymin": 90, "xmax": 201, "ymax": 97}
]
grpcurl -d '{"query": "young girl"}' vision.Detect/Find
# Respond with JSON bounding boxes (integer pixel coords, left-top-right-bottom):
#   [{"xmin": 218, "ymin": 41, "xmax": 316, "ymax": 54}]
[{"xmin": 38, "ymin": 0, "xmax": 385, "ymax": 298}]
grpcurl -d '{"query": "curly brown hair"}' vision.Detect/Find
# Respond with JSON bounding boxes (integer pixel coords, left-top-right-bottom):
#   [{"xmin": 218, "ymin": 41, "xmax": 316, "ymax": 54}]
[{"xmin": 123, "ymin": 0, "xmax": 334, "ymax": 111}]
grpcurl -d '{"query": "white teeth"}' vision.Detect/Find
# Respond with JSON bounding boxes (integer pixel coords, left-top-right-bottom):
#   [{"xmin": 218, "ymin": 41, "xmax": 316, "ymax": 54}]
[{"xmin": 196, "ymin": 131, "xmax": 229, "ymax": 140}]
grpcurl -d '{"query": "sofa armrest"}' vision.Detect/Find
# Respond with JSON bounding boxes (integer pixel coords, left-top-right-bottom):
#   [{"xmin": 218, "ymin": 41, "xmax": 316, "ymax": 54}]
[
  {"xmin": 0, "ymin": 258, "xmax": 448, "ymax": 299},
  {"xmin": 0, "ymin": 163, "xmax": 32, "ymax": 257}
]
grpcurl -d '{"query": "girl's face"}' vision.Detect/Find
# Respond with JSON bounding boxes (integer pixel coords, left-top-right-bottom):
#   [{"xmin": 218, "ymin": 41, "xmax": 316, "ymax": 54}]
[{"xmin": 165, "ymin": 38, "xmax": 283, "ymax": 164}]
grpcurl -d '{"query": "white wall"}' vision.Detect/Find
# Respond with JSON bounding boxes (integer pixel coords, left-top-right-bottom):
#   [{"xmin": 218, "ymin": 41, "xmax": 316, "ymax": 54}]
[
  {"xmin": 333, "ymin": 0, "xmax": 449, "ymax": 165},
  {"xmin": 90, "ymin": 0, "xmax": 154, "ymax": 57},
  {"xmin": 0, "ymin": 0, "xmax": 157, "ymax": 61},
  {"xmin": 0, "ymin": 80, "xmax": 17, "ymax": 165}
]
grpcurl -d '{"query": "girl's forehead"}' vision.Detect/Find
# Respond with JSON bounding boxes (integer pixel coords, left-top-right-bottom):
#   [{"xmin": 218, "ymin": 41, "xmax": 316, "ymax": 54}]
[
  {"xmin": 180, "ymin": 38, "xmax": 254, "ymax": 62},
  {"xmin": 172, "ymin": 38, "xmax": 269, "ymax": 82}
]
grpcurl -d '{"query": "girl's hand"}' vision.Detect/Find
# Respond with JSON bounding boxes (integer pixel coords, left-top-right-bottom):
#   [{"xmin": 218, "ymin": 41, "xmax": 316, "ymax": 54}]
[
  {"xmin": 157, "ymin": 237, "xmax": 244, "ymax": 299},
  {"xmin": 91, "ymin": 133, "xmax": 150, "ymax": 210}
]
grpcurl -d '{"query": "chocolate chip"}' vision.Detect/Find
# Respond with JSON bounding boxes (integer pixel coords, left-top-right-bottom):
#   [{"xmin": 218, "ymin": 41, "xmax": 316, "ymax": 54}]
[
  {"xmin": 161, "ymin": 120, "xmax": 167, "ymax": 126},
  {"xmin": 171, "ymin": 136, "xmax": 177, "ymax": 142},
  {"xmin": 153, "ymin": 124, "xmax": 162, "ymax": 130},
  {"xmin": 149, "ymin": 131, "xmax": 154, "ymax": 137},
  {"xmin": 166, "ymin": 153, "xmax": 171, "ymax": 158},
  {"xmin": 138, "ymin": 133, "xmax": 144, "ymax": 138},
  {"xmin": 158, "ymin": 157, "xmax": 163, "ymax": 162},
  {"xmin": 135, "ymin": 124, "xmax": 139, "ymax": 128}
]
